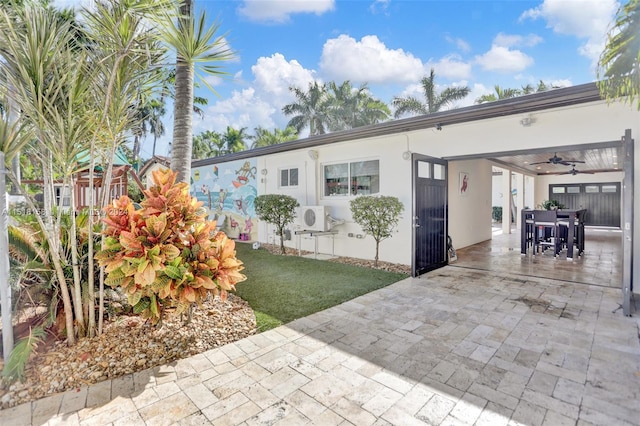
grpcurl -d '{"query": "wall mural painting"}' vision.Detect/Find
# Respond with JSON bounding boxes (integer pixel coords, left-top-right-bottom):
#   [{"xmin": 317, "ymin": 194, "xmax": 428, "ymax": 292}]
[{"xmin": 191, "ymin": 159, "xmax": 258, "ymax": 241}]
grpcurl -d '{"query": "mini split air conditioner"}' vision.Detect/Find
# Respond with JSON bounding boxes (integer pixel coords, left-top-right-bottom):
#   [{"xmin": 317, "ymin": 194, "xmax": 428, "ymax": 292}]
[{"xmin": 299, "ymin": 206, "xmax": 330, "ymax": 231}]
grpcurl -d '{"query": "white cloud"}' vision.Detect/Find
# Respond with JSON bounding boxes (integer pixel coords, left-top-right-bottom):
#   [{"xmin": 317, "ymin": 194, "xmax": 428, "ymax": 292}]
[
  {"xmin": 520, "ymin": 0, "xmax": 618, "ymax": 62},
  {"xmin": 238, "ymin": 0, "xmax": 335, "ymax": 23},
  {"xmin": 320, "ymin": 34, "xmax": 425, "ymax": 83},
  {"xmin": 369, "ymin": 0, "xmax": 391, "ymax": 15},
  {"xmin": 252, "ymin": 53, "xmax": 316, "ymax": 101},
  {"xmin": 494, "ymin": 33, "xmax": 543, "ymax": 48},
  {"xmin": 445, "ymin": 35, "xmax": 471, "ymax": 53},
  {"xmin": 429, "ymin": 55, "xmax": 472, "ymax": 80},
  {"xmin": 475, "ymin": 33, "xmax": 536, "ymax": 73},
  {"xmin": 194, "ymin": 87, "xmax": 277, "ymax": 135}
]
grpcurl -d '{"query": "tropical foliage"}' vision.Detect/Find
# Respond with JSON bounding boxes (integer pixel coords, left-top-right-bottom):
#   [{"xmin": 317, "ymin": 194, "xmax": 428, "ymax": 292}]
[
  {"xmin": 350, "ymin": 196, "xmax": 404, "ymax": 267},
  {"xmin": 392, "ymin": 69, "xmax": 470, "ymax": 118},
  {"xmin": 96, "ymin": 169, "xmax": 246, "ymax": 324},
  {"xmin": 254, "ymin": 195, "xmax": 300, "ymax": 254},
  {"xmin": 250, "ymin": 126, "xmax": 298, "ymax": 149},
  {"xmin": 598, "ymin": 0, "xmax": 640, "ymax": 110},
  {"xmin": 475, "ymin": 81, "xmax": 558, "ymax": 104},
  {"xmin": 282, "ymin": 80, "xmax": 390, "ymax": 136}
]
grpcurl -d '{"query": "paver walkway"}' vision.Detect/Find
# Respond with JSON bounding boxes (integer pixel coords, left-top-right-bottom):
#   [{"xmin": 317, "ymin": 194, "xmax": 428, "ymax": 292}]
[{"xmin": 2, "ymin": 267, "xmax": 639, "ymax": 425}]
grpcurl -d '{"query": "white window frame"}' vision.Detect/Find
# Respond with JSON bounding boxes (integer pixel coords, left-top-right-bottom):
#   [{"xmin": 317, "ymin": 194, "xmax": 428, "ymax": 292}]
[
  {"xmin": 279, "ymin": 167, "xmax": 299, "ymax": 188},
  {"xmin": 322, "ymin": 158, "xmax": 380, "ymax": 198}
]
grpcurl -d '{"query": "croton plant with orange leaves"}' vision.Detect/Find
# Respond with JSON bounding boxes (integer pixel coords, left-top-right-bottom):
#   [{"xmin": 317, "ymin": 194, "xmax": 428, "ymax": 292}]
[{"xmin": 95, "ymin": 169, "xmax": 246, "ymax": 323}]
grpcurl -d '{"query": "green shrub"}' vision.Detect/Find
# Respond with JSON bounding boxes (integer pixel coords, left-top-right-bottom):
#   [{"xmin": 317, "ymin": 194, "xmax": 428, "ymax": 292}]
[
  {"xmin": 350, "ymin": 195, "xmax": 404, "ymax": 266},
  {"xmin": 254, "ymin": 194, "xmax": 299, "ymax": 254},
  {"xmin": 492, "ymin": 206, "xmax": 503, "ymax": 222}
]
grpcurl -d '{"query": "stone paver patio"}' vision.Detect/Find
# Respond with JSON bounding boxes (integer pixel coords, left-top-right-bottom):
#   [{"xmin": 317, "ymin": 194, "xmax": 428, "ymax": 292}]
[{"xmin": 1, "ymin": 267, "xmax": 639, "ymax": 425}]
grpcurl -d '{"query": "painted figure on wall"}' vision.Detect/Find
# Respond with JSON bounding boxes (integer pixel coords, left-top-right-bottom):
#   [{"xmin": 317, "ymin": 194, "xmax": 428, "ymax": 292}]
[{"xmin": 191, "ymin": 159, "xmax": 258, "ymax": 241}]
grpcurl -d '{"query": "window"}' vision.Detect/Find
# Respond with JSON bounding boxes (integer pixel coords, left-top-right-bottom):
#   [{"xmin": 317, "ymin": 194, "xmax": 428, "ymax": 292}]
[
  {"xmin": 433, "ymin": 164, "xmax": 446, "ymax": 180},
  {"xmin": 280, "ymin": 168, "xmax": 298, "ymax": 187},
  {"xmin": 324, "ymin": 159, "xmax": 379, "ymax": 196},
  {"xmin": 567, "ymin": 186, "xmax": 580, "ymax": 194},
  {"xmin": 585, "ymin": 185, "xmax": 600, "ymax": 193},
  {"xmin": 602, "ymin": 185, "xmax": 617, "ymax": 193},
  {"xmin": 552, "ymin": 186, "xmax": 565, "ymax": 194}
]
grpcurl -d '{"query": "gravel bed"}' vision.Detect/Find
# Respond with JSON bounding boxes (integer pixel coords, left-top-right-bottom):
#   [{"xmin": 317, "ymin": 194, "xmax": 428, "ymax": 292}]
[{"xmin": 0, "ymin": 294, "xmax": 256, "ymax": 409}]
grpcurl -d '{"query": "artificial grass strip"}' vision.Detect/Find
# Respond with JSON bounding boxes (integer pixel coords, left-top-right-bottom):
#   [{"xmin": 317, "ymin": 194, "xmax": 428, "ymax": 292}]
[{"xmin": 233, "ymin": 243, "xmax": 409, "ymax": 331}]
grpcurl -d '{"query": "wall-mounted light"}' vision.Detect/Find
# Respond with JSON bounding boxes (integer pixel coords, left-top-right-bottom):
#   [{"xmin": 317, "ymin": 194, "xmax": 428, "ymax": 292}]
[
  {"xmin": 308, "ymin": 150, "xmax": 319, "ymax": 160},
  {"xmin": 402, "ymin": 151, "xmax": 412, "ymax": 160},
  {"xmin": 260, "ymin": 168, "xmax": 268, "ymax": 175},
  {"xmin": 435, "ymin": 123, "xmax": 443, "ymax": 131},
  {"xmin": 520, "ymin": 115, "xmax": 534, "ymax": 127}
]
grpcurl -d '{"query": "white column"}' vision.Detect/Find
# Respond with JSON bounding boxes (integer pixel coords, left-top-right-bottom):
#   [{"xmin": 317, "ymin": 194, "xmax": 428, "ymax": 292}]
[
  {"xmin": 515, "ymin": 173, "xmax": 525, "ymax": 230},
  {"xmin": 502, "ymin": 169, "xmax": 512, "ymax": 234}
]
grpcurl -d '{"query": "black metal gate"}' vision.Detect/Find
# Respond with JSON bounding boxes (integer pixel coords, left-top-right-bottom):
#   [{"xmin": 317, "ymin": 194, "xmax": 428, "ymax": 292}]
[{"xmin": 412, "ymin": 154, "xmax": 448, "ymax": 277}]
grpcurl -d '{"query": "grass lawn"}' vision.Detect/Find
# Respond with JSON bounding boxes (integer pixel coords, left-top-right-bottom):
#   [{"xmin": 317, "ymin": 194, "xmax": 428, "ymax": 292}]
[{"xmin": 233, "ymin": 242, "xmax": 409, "ymax": 332}]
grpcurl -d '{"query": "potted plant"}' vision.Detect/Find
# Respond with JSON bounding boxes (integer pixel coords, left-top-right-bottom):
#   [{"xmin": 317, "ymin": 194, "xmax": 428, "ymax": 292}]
[{"xmin": 538, "ymin": 199, "xmax": 565, "ymax": 210}]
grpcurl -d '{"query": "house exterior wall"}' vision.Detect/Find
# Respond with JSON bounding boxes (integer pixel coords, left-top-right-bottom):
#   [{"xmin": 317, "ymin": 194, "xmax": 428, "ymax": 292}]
[
  {"xmin": 257, "ymin": 135, "xmax": 413, "ymax": 265},
  {"xmin": 191, "ymin": 96, "xmax": 640, "ymax": 289},
  {"xmin": 447, "ymin": 159, "xmax": 493, "ymax": 249}
]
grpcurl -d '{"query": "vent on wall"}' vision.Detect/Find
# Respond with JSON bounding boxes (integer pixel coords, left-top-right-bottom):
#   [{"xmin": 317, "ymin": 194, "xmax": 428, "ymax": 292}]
[{"xmin": 299, "ymin": 206, "xmax": 330, "ymax": 231}]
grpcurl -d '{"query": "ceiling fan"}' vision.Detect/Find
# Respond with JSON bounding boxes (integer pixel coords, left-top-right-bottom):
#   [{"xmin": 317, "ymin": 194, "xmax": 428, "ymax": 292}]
[
  {"xmin": 554, "ymin": 164, "xmax": 594, "ymax": 175},
  {"xmin": 530, "ymin": 152, "xmax": 585, "ymax": 166}
]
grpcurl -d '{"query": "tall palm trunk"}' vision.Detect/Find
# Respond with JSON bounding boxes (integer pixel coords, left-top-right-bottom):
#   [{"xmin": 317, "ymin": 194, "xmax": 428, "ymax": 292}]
[
  {"xmin": 170, "ymin": 0, "xmax": 194, "ymax": 184},
  {"xmin": 170, "ymin": 61, "xmax": 194, "ymax": 184}
]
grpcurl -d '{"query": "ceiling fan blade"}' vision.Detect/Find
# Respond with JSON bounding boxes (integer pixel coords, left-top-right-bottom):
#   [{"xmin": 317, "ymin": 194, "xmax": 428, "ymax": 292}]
[
  {"xmin": 564, "ymin": 159, "xmax": 585, "ymax": 164},
  {"xmin": 529, "ymin": 161, "xmax": 549, "ymax": 165}
]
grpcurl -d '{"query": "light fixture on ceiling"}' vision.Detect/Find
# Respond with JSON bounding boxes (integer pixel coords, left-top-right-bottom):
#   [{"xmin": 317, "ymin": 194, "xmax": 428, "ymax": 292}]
[{"xmin": 308, "ymin": 150, "xmax": 319, "ymax": 160}]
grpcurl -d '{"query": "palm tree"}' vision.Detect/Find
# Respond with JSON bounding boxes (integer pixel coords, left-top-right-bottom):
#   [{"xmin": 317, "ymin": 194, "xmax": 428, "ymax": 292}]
[
  {"xmin": 282, "ymin": 81, "xmax": 331, "ymax": 136},
  {"xmin": 250, "ymin": 126, "xmax": 298, "ymax": 149},
  {"xmin": 192, "ymin": 130, "xmax": 225, "ymax": 159},
  {"xmin": 326, "ymin": 81, "xmax": 391, "ymax": 130},
  {"xmin": 155, "ymin": 0, "xmax": 234, "ymax": 184},
  {"xmin": 475, "ymin": 85, "xmax": 521, "ymax": 104},
  {"xmin": 222, "ymin": 126, "xmax": 248, "ymax": 153},
  {"xmin": 392, "ymin": 69, "xmax": 470, "ymax": 118},
  {"xmin": 598, "ymin": 0, "xmax": 640, "ymax": 110}
]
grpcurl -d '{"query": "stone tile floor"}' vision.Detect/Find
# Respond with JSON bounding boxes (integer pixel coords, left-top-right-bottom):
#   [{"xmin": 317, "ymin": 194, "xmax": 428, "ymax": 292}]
[{"xmin": 1, "ymin": 266, "xmax": 638, "ymax": 425}]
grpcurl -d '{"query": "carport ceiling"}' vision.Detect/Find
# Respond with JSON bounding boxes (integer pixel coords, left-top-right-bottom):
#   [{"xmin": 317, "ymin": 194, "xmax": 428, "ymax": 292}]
[{"xmin": 489, "ymin": 146, "xmax": 623, "ymax": 176}]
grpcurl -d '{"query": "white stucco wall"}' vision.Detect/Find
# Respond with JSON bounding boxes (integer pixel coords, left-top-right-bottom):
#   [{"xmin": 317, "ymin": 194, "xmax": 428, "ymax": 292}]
[
  {"xmin": 448, "ymin": 159, "xmax": 493, "ymax": 249},
  {"xmin": 256, "ymin": 134, "xmax": 413, "ymax": 265}
]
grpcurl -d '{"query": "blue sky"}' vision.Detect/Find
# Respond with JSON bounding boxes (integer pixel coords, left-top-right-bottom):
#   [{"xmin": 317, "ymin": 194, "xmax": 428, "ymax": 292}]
[{"xmin": 54, "ymin": 0, "xmax": 621, "ymax": 159}]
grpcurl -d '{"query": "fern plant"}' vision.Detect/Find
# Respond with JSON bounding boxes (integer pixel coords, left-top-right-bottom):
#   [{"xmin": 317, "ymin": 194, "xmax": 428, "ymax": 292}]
[{"xmin": 95, "ymin": 169, "xmax": 246, "ymax": 324}]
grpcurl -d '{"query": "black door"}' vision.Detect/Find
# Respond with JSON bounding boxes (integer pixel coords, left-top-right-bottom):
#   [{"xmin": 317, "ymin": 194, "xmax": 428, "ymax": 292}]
[
  {"xmin": 549, "ymin": 182, "xmax": 621, "ymax": 227},
  {"xmin": 413, "ymin": 154, "xmax": 448, "ymax": 277}
]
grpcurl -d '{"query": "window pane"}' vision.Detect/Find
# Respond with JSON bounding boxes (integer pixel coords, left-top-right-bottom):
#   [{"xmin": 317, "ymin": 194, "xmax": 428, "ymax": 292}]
[
  {"xmin": 552, "ymin": 187, "xmax": 565, "ymax": 194},
  {"xmin": 350, "ymin": 160, "xmax": 379, "ymax": 195},
  {"xmin": 290, "ymin": 168, "xmax": 299, "ymax": 186},
  {"xmin": 585, "ymin": 185, "xmax": 599, "ymax": 193},
  {"xmin": 567, "ymin": 186, "xmax": 580, "ymax": 194},
  {"xmin": 433, "ymin": 164, "xmax": 445, "ymax": 180},
  {"xmin": 324, "ymin": 163, "xmax": 349, "ymax": 196},
  {"xmin": 602, "ymin": 185, "xmax": 617, "ymax": 193},
  {"xmin": 280, "ymin": 169, "xmax": 289, "ymax": 187},
  {"xmin": 418, "ymin": 161, "xmax": 430, "ymax": 178}
]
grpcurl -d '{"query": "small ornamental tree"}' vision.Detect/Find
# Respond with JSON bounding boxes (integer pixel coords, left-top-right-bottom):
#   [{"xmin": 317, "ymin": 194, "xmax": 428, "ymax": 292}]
[
  {"xmin": 95, "ymin": 169, "xmax": 246, "ymax": 324},
  {"xmin": 254, "ymin": 194, "xmax": 299, "ymax": 254},
  {"xmin": 350, "ymin": 195, "xmax": 404, "ymax": 266}
]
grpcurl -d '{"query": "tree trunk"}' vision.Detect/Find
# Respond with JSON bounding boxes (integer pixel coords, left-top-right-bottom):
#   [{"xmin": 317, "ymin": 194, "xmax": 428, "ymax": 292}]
[
  {"xmin": 170, "ymin": 61, "xmax": 194, "ymax": 184},
  {"xmin": 67, "ymin": 174, "xmax": 86, "ymax": 337},
  {"xmin": 170, "ymin": 0, "xmax": 194, "ymax": 184},
  {"xmin": 374, "ymin": 240, "xmax": 380, "ymax": 267}
]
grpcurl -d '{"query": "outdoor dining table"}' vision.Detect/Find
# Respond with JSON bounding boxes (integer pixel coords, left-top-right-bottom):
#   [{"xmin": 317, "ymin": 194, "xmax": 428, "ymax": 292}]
[{"xmin": 521, "ymin": 209, "xmax": 586, "ymax": 260}]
